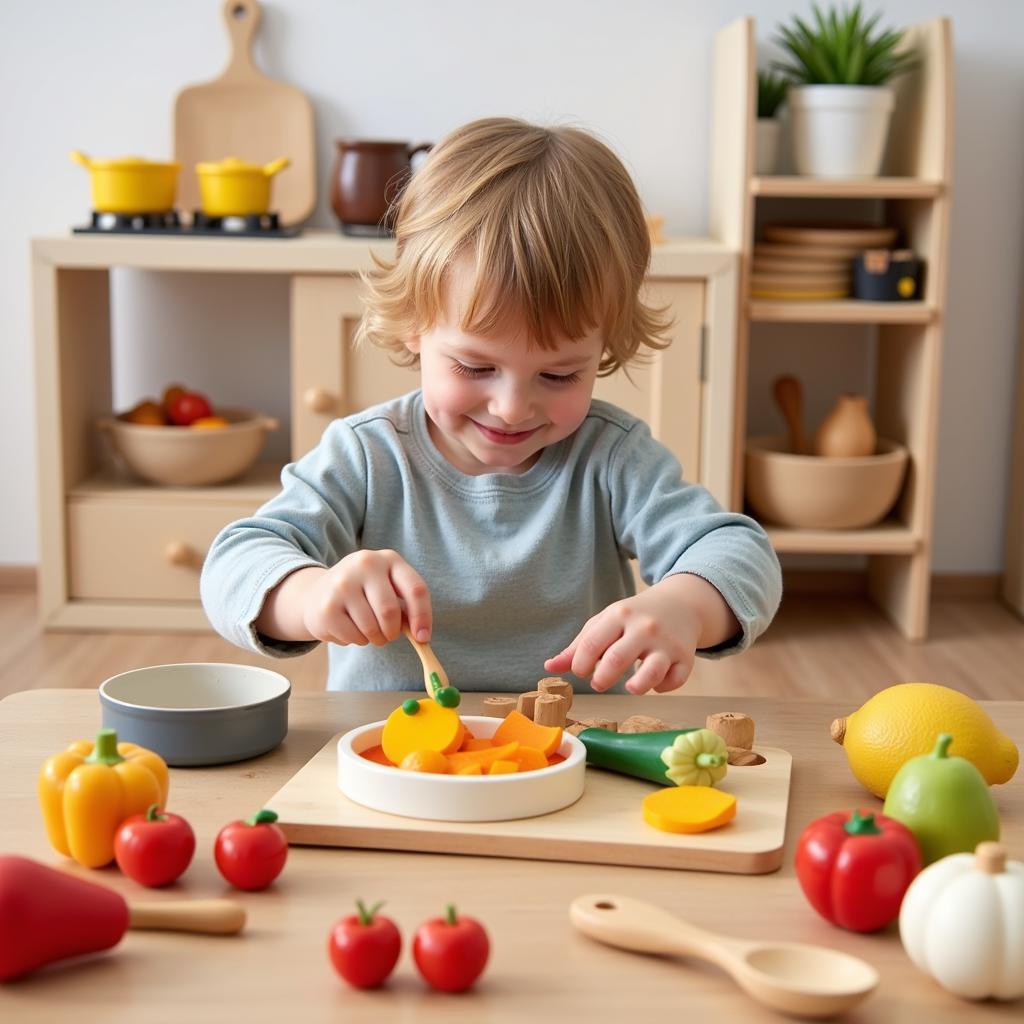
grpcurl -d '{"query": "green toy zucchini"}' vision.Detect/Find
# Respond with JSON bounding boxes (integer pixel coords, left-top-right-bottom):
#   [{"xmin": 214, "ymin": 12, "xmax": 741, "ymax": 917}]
[{"xmin": 579, "ymin": 727, "xmax": 729, "ymax": 787}]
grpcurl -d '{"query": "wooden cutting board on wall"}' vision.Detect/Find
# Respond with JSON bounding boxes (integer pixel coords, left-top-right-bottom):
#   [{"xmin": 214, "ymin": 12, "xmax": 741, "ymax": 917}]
[
  {"xmin": 173, "ymin": 0, "xmax": 316, "ymax": 224},
  {"xmin": 267, "ymin": 733, "xmax": 794, "ymax": 875}
]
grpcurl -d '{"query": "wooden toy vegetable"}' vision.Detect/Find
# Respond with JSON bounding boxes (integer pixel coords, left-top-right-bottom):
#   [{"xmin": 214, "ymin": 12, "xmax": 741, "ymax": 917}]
[
  {"xmin": 899, "ymin": 842, "xmax": 1024, "ymax": 1000},
  {"xmin": 492, "ymin": 709, "xmax": 563, "ymax": 757},
  {"xmin": 662, "ymin": 729, "xmax": 729, "ymax": 786},
  {"xmin": 795, "ymin": 809, "xmax": 921, "ymax": 932},
  {"xmin": 328, "ymin": 900, "xmax": 402, "ymax": 989},
  {"xmin": 412, "ymin": 904, "xmax": 490, "ymax": 992},
  {"xmin": 381, "ymin": 698, "xmax": 464, "ymax": 765},
  {"xmin": 579, "ymin": 726, "xmax": 704, "ymax": 786},
  {"xmin": 38, "ymin": 727, "xmax": 170, "ymax": 868},
  {"xmin": 882, "ymin": 733, "xmax": 1000, "ymax": 864},
  {"xmin": 0, "ymin": 854, "xmax": 245, "ymax": 981},
  {"xmin": 214, "ymin": 808, "xmax": 288, "ymax": 891},
  {"xmin": 642, "ymin": 786, "xmax": 737, "ymax": 833},
  {"xmin": 114, "ymin": 803, "xmax": 196, "ymax": 887}
]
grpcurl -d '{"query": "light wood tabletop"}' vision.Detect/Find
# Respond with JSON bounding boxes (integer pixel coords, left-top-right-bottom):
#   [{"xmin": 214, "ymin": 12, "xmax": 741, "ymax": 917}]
[{"xmin": 1, "ymin": 688, "xmax": 1021, "ymax": 1023}]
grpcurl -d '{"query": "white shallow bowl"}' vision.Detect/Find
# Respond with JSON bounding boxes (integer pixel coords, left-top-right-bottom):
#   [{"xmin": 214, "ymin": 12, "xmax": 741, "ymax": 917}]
[
  {"xmin": 337, "ymin": 715, "xmax": 586, "ymax": 822},
  {"xmin": 99, "ymin": 662, "xmax": 291, "ymax": 766}
]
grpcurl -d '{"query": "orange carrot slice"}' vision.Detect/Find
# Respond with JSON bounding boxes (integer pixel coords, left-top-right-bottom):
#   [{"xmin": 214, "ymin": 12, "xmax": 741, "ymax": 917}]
[
  {"xmin": 488, "ymin": 760, "xmax": 519, "ymax": 774},
  {"xmin": 493, "ymin": 710, "xmax": 563, "ymax": 757},
  {"xmin": 446, "ymin": 741, "xmax": 520, "ymax": 771},
  {"xmin": 507, "ymin": 745, "xmax": 549, "ymax": 772}
]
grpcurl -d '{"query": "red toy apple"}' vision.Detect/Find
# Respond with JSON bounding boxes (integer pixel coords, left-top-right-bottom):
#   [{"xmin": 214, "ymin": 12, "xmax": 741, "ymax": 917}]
[
  {"xmin": 328, "ymin": 900, "xmax": 402, "ymax": 989},
  {"xmin": 412, "ymin": 904, "xmax": 489, "ymax": 992},
  {"xmin": 168, "ymin": 390, "xmax": 213, "ymax": 426}
]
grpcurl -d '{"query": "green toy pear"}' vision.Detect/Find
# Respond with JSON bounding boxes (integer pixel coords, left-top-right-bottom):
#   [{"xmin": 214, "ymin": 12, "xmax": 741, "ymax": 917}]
[{"xmin": 883, "ymin": 733, "xmax": 1000, "ymax": 865}]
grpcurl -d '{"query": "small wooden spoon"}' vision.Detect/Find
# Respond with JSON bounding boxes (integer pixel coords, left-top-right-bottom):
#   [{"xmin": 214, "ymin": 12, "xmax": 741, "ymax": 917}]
[
  {"xmin": 128, "ymin": 898, "xmax": 246, "ymax": 935},
  {"xmin": 402, "ymin": 623, "xmax": 450, "ymax": 701},
  {"xmin": 570, "ymin": 894, "xmax": 878, "ymax": 1019},
  {"xmin": 772, "ymin": 375, "xmax": 808, "ymax": 455}
]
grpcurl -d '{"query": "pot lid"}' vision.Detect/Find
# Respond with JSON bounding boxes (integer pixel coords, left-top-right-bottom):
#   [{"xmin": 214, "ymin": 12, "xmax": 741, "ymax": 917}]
[
  {"xmin": 71, "ymin": 151, "xmax": 179, "ymax": 171},
  {"xmin": 196, "ymin": 156, "xmax": 289, "ymax": 176}
]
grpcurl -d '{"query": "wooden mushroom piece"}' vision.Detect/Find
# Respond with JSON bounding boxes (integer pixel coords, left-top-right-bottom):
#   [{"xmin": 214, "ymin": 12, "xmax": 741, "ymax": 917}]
[
  {"xmin": 705, "ymin": 712, "xmax": 755, "ymax": 750},
  {"xmin": 481, "ymin": 696, "xmax": 517, "ymax": 719},
  {"xmin": 537, "ymin": 677, "xmax": 574, "ymax": 710},
  {"xmin": 533, "ymin": 694, "xmax": 568, "ymax": 728}
]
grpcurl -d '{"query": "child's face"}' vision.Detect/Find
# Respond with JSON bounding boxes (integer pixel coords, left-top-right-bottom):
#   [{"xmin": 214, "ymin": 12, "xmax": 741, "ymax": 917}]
[{"xmin": 405, "ymin": 262, "xmax": 603, "ymax": 475}]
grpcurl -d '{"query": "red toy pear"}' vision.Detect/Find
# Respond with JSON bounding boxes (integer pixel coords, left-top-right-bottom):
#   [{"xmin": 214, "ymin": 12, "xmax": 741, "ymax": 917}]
[{"xmin": 0, "ymin": 854, "xmax": 129, "ymax": 981}]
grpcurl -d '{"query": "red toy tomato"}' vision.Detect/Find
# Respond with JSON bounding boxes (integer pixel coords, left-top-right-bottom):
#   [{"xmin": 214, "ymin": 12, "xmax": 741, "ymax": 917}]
[
  {"xmin": 795, "ymin": 808, "xmax": 921, "ymax": 932},
  {"xmin": 114, "ymin": 804, "xmax": 195, "ymax": 887},
  {"xmin": 214, "ymin": 808, "xmax": 288, "ymax": 891},
  {"xmin": 412, "ymin": 904, "xmax": 489, "ymax": 992},
  {"xmin": 167, "ymin": 390, "xmax": 213, "ymax": 426},
  {"xmin": 328, "ymin": 900, "xmax": 402, "ymax": 989}
]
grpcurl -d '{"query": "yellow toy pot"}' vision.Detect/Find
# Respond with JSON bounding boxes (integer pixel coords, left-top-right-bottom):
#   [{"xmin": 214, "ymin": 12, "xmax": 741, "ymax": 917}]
[
  {"xmin": 195, "ymin": 156, "xmax": 290, "ymax": 216},
  {"xmin": 70, "ymin": 151, "xmax": 180, "ymax": 213}
]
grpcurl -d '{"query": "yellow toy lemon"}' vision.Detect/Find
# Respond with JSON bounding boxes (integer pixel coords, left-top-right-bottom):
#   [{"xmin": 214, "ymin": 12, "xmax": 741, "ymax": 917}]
[{"xmin": 831, "ymin": 682, "xmax": 1019, "ymax": 798}]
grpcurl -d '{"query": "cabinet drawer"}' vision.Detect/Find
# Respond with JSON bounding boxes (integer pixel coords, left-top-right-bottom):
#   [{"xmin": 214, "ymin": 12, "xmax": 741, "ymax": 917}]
[{"xmin": 67, "ymin": 499, "xmax": 257, "ymax": 601}]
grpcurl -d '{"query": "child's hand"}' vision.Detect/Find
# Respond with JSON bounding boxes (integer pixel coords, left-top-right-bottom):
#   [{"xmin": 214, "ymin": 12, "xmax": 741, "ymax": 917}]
[
  {"xmin": 301, "ymin": 549, "xmax": 433, "ymax": 647},
  {"xmin": 543, "ymin": 574, "xmax": 739, "ymax": 695}
]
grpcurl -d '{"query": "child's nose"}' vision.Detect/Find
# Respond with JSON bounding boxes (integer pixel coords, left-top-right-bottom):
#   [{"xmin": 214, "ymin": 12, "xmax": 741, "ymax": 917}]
[{"xmin": 488, "ymin": 381, "xmax": 534, "ymax": 425}]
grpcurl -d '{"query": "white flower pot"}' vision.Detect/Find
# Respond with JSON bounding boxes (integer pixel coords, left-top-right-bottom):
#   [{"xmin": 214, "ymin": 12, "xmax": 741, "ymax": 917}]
[
  {"xmin": 755, "ymin": 119, "xmax": 781, "ymax": 175},
  {"xmin": 788, "ymin": 85, "xmax": 894, "ymax": 177}
]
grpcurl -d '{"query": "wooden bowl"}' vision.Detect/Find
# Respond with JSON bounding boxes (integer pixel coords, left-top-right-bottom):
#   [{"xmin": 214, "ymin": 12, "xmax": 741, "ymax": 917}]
[
  {"xmin": 745, "ymin": 435, "xmax": 909, "ymax": 529},
  {"xmin": 99, "ymin": 407, "xmax": 277, "ymax": 486},
  {"xmin": 336, "ymin": 716, "xmax": 587, "ymax": 822}
]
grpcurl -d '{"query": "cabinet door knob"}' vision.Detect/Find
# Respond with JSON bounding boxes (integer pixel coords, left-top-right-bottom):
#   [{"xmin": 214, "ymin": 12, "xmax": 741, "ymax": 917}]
[
  {"xmin": 165, "ymin": 541, "xmax": 195, "ymax": 567},
  {"xmin": 304, "ymin": 387, "xmax": 336, "ymax": 413}
]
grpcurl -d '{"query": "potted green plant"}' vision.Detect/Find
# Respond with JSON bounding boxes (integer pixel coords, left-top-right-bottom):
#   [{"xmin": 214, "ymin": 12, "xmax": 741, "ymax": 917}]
[
  {"xmin": 756, "ymin": 70, "xmax": 789, "ymax": 174},
  {"xmin": 774, "ymin": 2, "xmax": 916, "ymax": 177}
]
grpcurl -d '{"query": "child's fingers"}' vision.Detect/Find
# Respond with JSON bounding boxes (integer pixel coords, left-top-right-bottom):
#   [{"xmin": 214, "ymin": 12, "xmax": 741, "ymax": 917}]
[
  {"xmin": 624, "ymin": 651, "xmax": 673, "ymax": 695},
  {"xmin": 652, "ymin": 663, "xmax": 690, "ymax": 693},
  {"xmin": 390, "ymin": 561, "xmax": 432, "ymax": 641},
  {"xmin": 543, "ymin": 647, "xmax": 575, "ymax": 672},
  {"xmin": 362, "ymin": 576, "xmax": 404, "ymax": 642},
  {"xmin": 589, "ymin": 634, "xmax": 643, "ymax": 692},
  {"xmin": 569, "ymin": 617, "xmax": 625, "ymax": 681},
  {"xmin": 343, "ymin": 591, "xmax": 388, "ymax": 645}
]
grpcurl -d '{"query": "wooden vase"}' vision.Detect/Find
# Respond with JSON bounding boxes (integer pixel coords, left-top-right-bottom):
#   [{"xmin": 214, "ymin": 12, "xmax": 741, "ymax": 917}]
[{"xmin": 814, "ymin": 394, "xmax": 877, "ymax": 457}]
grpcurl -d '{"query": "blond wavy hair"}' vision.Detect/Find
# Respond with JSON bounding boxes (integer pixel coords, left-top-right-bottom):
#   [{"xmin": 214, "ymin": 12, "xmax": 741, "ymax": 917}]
[{"xmin": 356, "ymin": 117, "xmax": 671, "ymax": 375}]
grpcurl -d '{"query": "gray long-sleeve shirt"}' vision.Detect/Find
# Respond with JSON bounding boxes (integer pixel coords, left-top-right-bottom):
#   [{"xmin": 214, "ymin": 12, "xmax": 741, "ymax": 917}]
[{"xmin": 200, "ymin": 391, "xmax": 781, "ymax": 692}]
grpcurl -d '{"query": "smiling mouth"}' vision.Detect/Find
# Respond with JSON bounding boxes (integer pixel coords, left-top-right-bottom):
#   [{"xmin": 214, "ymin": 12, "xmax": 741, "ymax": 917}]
[{"xmin": 471, "ymin": 420, "xmax": 539, "ymax": 445}]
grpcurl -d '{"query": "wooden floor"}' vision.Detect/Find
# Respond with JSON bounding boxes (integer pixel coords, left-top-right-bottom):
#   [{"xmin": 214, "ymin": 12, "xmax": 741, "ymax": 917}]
[{"xmin": 2, "ymin": 588, "xmax": 1023, "ymax": 703}]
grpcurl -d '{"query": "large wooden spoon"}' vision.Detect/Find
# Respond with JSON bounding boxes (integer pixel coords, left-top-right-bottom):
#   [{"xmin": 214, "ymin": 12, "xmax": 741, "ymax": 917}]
[
  {"xmin": 402, "ymin": 623, "xmax": 451, "ymax": 701},
  {"xmin": 772, "ymin": 375, "xmax": 808, "ymax": 455},
  {"xmin": 570, "ymin": 894, "xmax": 878, "ymax": 1018}
]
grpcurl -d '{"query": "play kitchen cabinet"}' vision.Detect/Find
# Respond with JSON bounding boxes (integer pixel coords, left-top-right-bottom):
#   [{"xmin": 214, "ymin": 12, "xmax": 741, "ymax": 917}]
[
  {"xmin": 31, "ymin": 233, "xmax": 737, "ymax": 631},
  {"xmin": 710, "ymin": 17, "xmax": 952, "ymax": 641}
]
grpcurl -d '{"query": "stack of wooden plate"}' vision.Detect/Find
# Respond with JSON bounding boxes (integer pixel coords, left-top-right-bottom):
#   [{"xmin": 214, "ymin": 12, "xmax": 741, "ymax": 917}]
[{"xmin": 751, "ymin": 225, "xmax": 899, "ymax": 300}]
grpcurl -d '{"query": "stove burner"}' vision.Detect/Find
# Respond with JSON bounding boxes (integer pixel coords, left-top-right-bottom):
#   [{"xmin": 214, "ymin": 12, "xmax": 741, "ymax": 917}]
[{"xmin": 73, "ymin": 210, "xmax": 301, "ymax": 238}]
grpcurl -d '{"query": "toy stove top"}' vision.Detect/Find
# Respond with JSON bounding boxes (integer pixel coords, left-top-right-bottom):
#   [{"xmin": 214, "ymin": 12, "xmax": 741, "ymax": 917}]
[{"xmin": 73, "ymin": 210, "xmax": 301, "ymax": 238}]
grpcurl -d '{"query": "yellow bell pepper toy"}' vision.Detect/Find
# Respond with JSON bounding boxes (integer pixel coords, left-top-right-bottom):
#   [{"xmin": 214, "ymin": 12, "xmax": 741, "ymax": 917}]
[{"xmin": 38, "ymin": 728, "xmax": 169, "ymax": 868}]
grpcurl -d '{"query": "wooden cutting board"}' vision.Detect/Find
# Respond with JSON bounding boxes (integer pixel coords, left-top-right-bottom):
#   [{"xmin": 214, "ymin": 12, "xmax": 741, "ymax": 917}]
[
  {"xmin": 267, "ymin": 732, "xmax": 794, "ymax": 875},
  {"xmin": 173, "ymin": 0, "xmax": 316, "ymax": 225}
]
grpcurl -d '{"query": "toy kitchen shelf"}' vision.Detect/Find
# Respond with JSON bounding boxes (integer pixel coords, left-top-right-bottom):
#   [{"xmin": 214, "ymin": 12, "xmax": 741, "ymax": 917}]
[
  {"xmin": 710, "ymin": 16, "xmax": 952, "ymax": 641},
  {"xmin": 31, "ymin": 231, "xmax": 737, "ymax": 631}
]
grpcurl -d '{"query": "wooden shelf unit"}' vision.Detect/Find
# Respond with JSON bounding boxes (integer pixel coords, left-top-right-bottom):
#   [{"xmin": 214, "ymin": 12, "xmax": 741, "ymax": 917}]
[{"xmin": 710, "ymin": 16, "xmax": 953, "ymax": 641}]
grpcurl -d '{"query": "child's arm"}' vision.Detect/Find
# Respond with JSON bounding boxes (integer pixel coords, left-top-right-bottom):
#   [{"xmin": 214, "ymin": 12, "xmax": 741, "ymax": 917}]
[
  {"xmin": 543, "ymin": 572, "xmax": 738, "ymax": 694},
  {"xmin": 255, "ymin": 551, "xmax": 434, "ymax": 646}
]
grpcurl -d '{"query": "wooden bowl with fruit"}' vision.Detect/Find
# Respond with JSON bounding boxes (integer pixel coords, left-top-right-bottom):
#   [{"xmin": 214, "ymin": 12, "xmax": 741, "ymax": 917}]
[{"xmin": 99, "ymin": 385, "xmax": 278, "ymax": 486}]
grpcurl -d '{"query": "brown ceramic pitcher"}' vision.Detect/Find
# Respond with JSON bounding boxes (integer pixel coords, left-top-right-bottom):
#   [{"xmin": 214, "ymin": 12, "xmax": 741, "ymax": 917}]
[{"xmin": 330, "ymin": 139, "xmax": 432, "ymax": 236}]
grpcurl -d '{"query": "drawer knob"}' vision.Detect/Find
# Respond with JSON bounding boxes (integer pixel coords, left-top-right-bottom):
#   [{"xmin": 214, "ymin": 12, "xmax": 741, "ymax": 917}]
[
  {"xmin": 304, "ymin": 387, "xmax": 336, "ymax": 414},
  {"xmin": 165, "ymin": 541, "xmax": 195, "ymax": 567}
]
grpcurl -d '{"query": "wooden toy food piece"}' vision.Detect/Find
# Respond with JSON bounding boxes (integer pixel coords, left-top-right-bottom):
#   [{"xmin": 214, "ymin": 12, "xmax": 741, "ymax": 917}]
[
  {"xmin": 620, "ymin": 714, "xmax": 674, "ymax": 734},
  {"xmin": 568, "ymin": 718, "xmax": 618, "ymax": 736},
  {"xmin": 579, "ymin": 728, "xmax": 699, "ymax": 786},
  {"xmin": 381, "ymin": 699, "xmax": 464, "ymax": 766},
  {"xmin": 661, "ymin": 730, "xmax": 729, "ymax": 787},
  {"xmin": 642, "ymin": 786, "xmax": 737, "ymax": 834},
  {"xmin": 534, "ymin": 694, "xmax": 568, "ymax": 727},
  {"xmin": 0, "ymin": 854, "xmax": 244, "ymax": 981},
  {"xmin": 516, "ymin": 691, "xmax": 541, "ymax": 719},
  {"xmin": 482, "ymin": 696, "xmax": 517, "ymax": 718},
  {"xmin": 706, "ymin": 712, "xmax": 755, "ymax": 750},
  {"xmin": 492, "ymin": 710, "xmax": 563, "ymax": 757},
  {"xmin": 537, "ymin": 677, "xmax": 573, "ymax": 710},
  {"xmin": 446, "ymin": 742, "xmax": 520, "ymax": 773}
]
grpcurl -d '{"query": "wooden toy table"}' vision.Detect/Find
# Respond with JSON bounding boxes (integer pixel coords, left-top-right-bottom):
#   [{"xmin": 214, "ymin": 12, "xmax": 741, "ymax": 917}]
[{"xmin": 1, "ymin": 689, "xmax": 1021, "ymax": 1024}]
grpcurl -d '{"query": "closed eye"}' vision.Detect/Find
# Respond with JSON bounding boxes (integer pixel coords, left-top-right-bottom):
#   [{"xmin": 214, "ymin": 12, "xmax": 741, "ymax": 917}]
[
  {"xmin": 451, "ymin": 361, "xmax": 492, "ymax": 378},
  {"xmin": 541, "ymin": 372, "xmax": 582, "ymax": 385}
]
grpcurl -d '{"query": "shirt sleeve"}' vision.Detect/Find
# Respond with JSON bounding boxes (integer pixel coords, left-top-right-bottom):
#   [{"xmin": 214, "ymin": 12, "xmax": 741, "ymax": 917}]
[
  {"xmin": 199, "ymin": 420, "xmax": 369, "ymax": 657},
  {"xmin": 606, "ymin": 420, "xmax": 782, "ymax": 656}
]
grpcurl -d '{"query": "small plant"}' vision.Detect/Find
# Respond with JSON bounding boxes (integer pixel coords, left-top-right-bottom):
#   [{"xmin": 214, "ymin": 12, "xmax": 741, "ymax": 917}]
[
  {"xmin": 758, "ymin": 70, "xmax": 790, "ymax": 118},
  {"xmin": 774, "ymin": 2, "xmax": 916, "ymax": 86}
]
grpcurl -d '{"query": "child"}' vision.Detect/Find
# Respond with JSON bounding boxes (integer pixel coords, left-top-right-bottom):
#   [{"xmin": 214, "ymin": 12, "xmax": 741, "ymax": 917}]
[{"xmin": 201, "ymin": 117, "xmax": 782, "ymax": 695}]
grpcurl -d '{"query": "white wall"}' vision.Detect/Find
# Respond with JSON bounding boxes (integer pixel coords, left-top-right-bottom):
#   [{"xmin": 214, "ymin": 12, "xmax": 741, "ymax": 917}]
[{"xmin": 2, "ymin": 0, "xmax": 1022, "ymax": 573}]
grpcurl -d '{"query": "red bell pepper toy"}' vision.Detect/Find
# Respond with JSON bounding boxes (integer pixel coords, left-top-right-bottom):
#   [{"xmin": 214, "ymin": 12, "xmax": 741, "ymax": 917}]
[{"xmin": 795, "ymin": 808, "xmax": 921, "ymax": 932}]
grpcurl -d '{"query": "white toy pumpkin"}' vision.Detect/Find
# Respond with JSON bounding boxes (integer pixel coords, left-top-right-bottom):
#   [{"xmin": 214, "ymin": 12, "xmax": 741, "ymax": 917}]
[{"xmin": 899, "ymin": 842, "xmax": 1024, "ymax": 1000}]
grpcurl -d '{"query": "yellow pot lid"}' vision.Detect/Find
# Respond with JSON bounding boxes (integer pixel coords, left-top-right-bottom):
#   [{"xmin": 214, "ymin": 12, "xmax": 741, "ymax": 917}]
[
  {"xmin": 195, "ymin": 156, "xmax": 290, "ymax": 176},
  {"xmin": 70, "ymin": 150, "xmax": 179, "ymax": 171}
]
